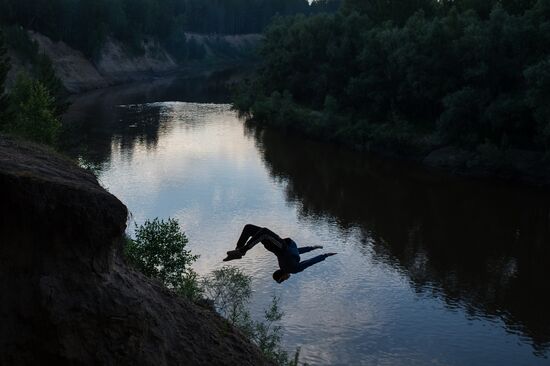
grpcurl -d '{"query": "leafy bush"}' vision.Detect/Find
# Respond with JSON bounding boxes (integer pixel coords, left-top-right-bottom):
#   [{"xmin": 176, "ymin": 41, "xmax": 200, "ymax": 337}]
[
  {"xmin": 202, "ymin": 266, "xmax": 303, "ymax": 366},
  {"xmin": 1, "ymin": 25, "xmax": 66, "ymax": 116},
  {"xmin": 0, "ymin": 29, "xmax": 10, "ymax": 124},
  {"xmin": 125, "ymin": 218, "xmax": 201, "ymax": 300},
  {"xmin": 124, "ymin": 219, "xmax": 306, "ymax": 365},
  {"xmin": 3, "ymin": 73, "xmax": 61, "ymax": 145},
  {"xmin": 202, "ymin": 266, "xmax": 253, "ymax": 326},
  {"xmin": 253, "ymin": 296, "xmax": 295, "ymax": 366}
]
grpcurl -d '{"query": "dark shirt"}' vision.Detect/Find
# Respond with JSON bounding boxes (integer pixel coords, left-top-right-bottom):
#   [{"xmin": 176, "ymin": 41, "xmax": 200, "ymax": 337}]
[{"xmin": 277, "ymin": 238, "xmax": 329, "ymax": 274}]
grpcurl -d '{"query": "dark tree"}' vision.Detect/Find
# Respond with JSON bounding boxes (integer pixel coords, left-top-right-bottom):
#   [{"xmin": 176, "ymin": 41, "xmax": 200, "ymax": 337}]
[
  {"xmin": 0, "ymin": 28, "xmax": 10, "ymax": 125},
  {"xmin": 0, "ymin": 0, "xmax": 341, "ymax": 57},
  {"xmin": 234, "ymin": 0, "xmax": 550, "ymax": 156}
]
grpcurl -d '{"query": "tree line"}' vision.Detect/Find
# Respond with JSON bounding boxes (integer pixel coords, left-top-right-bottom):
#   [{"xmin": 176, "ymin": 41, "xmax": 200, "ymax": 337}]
[
  {"xmin": 234, "ymin": 0, "xmax": 550, "ymax": 160},
  {"xmin": 0, "ymin": 0, "xmax": 340, "ymax": 146},
  {"xmin": 0, "ymin": 0, "xmax": 341, "ymax": 57}
]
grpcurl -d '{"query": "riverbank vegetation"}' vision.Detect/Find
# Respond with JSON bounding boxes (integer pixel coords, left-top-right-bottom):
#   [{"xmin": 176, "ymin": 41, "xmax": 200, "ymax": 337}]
[
  {"xmin": 124, "ymin": 217, "xmax": 304, "ymax": 366},
  {"xmin": 233, "ymin": 0, "xmax": 550, "ymax": 165},
  {"xmin": 0, "ymin": 28, "xmax": 63, "ymax": 145},
  {"xmin": 0, "ymin": 1, "xmax": 341, "ymax": 146},
  {"xmin": 0, "ymin": 0, "xmax": 340, "ymax": 59}
]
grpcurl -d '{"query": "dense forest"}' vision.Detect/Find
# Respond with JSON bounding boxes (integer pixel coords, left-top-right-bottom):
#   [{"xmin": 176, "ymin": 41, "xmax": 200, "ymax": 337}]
[
  {"xmin": 0, "ymin": 0, "xmax": 340, "ymax": 57},
  {"xmin": 234, "ymin": 0, "xmax": 550, "ymax": 163},
  {"xmin": 0, "ymin": 0, "xmax": 339, "ymax": 146}
]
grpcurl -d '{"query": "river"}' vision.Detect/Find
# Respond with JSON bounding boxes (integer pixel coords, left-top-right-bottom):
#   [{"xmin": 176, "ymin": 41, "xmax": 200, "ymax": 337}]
[{"xmin": 62, "ymin": 73, "xmax": 550, "ymax": 366}]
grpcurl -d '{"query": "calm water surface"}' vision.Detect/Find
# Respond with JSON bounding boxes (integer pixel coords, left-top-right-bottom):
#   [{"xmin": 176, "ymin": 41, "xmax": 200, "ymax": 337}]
[{"xmin": 63, "ymin": 75, "xmax": 550, "ymax": 365}]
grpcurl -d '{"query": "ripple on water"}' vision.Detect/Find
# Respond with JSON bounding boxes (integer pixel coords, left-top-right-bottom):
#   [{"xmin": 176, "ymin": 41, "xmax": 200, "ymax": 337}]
[{"xmin": 67, "ymin": 99, "xmax": 550, "ymax": 366}]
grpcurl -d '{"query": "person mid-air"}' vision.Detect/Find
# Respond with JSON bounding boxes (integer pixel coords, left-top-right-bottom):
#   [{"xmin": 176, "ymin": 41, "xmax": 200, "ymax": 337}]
[{"xmin": 224, "ymin": 224, "xmax": 337, "ymax": 283}]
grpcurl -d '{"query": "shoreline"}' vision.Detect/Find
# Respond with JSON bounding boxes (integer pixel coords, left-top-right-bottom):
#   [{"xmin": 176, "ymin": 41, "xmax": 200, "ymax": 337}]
[
  {"xmin": 65, "ymin": 60, "xmax": 254, "ymax": 99},
  {"xmin": 65, "ymin": 63, "xmax": 550, "ymax": 189},
  {"xmin": 245, "ymin": 118, "xmax": 550, "ymax": 189}
]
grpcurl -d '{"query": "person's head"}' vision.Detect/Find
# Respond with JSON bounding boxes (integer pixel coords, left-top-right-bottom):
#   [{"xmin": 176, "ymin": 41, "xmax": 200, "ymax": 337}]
[{"xmin": 273, "ymin": 269, "xmax": 291, "ymax": 283}]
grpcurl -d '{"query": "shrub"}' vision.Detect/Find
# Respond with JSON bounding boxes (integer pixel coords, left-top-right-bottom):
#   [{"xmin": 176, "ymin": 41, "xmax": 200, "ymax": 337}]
[
  {"xmin": 125, "ymin": 218, "xmax": 201, "ymax": 300},
  {"xmin": 3, "ymin": 73, "xmax": 61, "ymax": 145},
  {"xmin": 202, "ymin": 266, "xmax": 304, "ymax": 366},
  {"xmin": 0, "ymin": 28, "xmax": 10, "ymax": 125},
  {"xmin": 125, "ymin": 219, "xmax": 306, "ymax": 365},
  {"xmin": 202, "ymin": 266, "xmax": 253, "ymax": 327}
]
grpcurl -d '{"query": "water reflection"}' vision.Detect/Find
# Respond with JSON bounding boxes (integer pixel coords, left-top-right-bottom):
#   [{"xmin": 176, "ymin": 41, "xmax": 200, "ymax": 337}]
[
  {"xmin": 246, "ymin": 122, "xmax": 550, "ymax": 354},
  {"xmin": 61, "ymin": 79, "xmax": 550, "ymax": 363},
  {"xmin": 61, "ymin": 71, "xmax": 232, "ymax": 169}
]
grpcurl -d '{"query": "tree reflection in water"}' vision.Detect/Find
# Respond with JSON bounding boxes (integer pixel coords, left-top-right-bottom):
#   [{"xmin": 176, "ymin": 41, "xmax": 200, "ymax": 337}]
[
  {"xmin": 61, "ymin": 71, "xmax": 234, "ymax": 171},
  {"xmin": 245, "ymin": 122, "xmax": 550, "ymax": 355}
]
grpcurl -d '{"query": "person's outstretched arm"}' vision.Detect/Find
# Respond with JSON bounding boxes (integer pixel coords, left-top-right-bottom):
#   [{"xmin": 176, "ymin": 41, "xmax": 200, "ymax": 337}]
[
  {"xmin": 298, "ymin": 245, "xmax": 323, "ymax": 254},
  {"xmin": 296, "ymin": 253, "xmax": 337, "ymax": 273}
]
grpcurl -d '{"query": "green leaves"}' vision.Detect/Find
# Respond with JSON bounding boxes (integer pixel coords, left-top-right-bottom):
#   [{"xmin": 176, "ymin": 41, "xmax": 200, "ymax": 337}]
[
  {"xmin": 201, "ymin": 267, "xmax": 294, "ymax": 366},
  {"xmin": 3, "ymin": 73, "xmax": 61, "ymax": 145},
  {"xmin": 125, "ymin": 218, "xmax": 201, "ymax": 299},
  {"xmin": 124, "ymin": 220, "xmax": 304, "ymax": 365},
  {"xmin": 235, "ymin": 0, "xmax": 550, "ymax": 155},
  {"xmin": 0, "ymin": 29, "xmax": 10, "ymax": 126},
  {"xmin": 202, "ymin": 266, "xmax": 253, "ymax": 326}
]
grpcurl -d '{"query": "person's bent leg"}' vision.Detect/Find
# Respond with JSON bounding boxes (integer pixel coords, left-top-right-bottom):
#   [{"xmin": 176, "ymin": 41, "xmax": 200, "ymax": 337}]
[
  {"xmin": 224, "ymin": 224, "xmax": 263, "ymax": 261},
  {"xmin": 241, "ymin": 227, "xmax": 284, "ymax": 255},
  {"xmin": 236, "ymin": 224, "xmax": 262, "ymax": 249}
]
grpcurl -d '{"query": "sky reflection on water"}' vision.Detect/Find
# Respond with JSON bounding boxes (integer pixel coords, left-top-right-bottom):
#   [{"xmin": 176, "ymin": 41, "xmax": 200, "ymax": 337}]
[{"xmin": 63, "ymin": 83, "xmax": 550, "ymax": 365}]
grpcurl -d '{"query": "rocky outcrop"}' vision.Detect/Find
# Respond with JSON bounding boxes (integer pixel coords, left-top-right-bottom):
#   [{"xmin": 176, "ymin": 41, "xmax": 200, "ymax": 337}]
[{"xmin": 0, "ymin": 136, "xmax": 271, "ymax": 365}]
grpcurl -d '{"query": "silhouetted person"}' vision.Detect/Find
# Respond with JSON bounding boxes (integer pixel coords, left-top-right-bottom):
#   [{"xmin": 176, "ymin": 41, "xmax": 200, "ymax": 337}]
[{"xmin": 224, "ymin": 224, "xmax": 337, "ymax": 283}]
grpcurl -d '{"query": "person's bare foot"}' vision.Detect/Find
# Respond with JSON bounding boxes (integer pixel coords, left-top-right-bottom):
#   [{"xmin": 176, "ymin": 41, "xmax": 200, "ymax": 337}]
[{"xmin": 223, "ymin": 249, "xmax": 243, "ymax": 261}]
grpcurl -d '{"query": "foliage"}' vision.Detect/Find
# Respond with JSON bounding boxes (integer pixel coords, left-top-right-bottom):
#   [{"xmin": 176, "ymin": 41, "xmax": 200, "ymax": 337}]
[
  {"xmin": 125, "ymin": 218, "xmax": 201, "ymax": 300},
  {"xmin": 234, "ymin": 0, "xmax": 550, "ymax": 157},
  {"xmin": 34, "ymin": 52, "xmax": 66, "ymax": 115},
  {"xmin": 0, "ymin": 27, "xmax": 65, "ymax": 146},
  {"xmin": 202, "ymin": 266, "xmax": 253, "ymax": 326},
  {"xmin": 2, "ymin": 25, "xmax": 38, "ymax": 62},
  {"xmin": 124, "ymin": 220, "xmax": 306, "ymax": 365},
  {"xmin": 202, "ymin": 266, "xmax": 303, "ymax": 366},
  {"xmin": 253, "ymin": 296, "xmax": 293, "ymax": 366},
  {"xmin": 2, "ymin": 25, "xmax": 66, "ymax": 113},
  {"xmin": 0, "ymin": 0, "xmax": 341, "ymax": 58},
  {"xmin": 0, "ymin": 28, "xmax": 9, "ymax": 124},
  {"xmin": 2, "ymin": 73, "xmax": 61, "ymax": 145}
]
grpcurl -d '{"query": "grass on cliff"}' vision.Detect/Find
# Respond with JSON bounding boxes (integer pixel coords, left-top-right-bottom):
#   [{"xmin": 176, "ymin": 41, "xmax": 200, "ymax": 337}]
[{"xmin": 124, "ymin": 217, "xmax": 306, "ymax": 366}]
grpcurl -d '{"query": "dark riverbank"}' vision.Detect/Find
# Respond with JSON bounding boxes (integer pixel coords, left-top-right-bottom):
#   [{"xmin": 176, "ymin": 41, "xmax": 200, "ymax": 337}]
[
  {"xmin": 238, "ymin": 113, "xmax": 550, "ymax": 189},
  {"xmin": 422, "ymin": 145, "xmax": 550, "ymax": 188},
  {"xmin": 232, "ymin": 0, "xmax": 550, "ymax": 188}
]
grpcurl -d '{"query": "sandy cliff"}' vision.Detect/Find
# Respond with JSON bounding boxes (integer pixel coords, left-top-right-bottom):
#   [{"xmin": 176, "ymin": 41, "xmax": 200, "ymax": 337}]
[
  {"xmin": 6, "ymin": 31, "xmax": 260, "ymax": 94},
  {"xmin": 27, "ymin": 32, "xmax": 177, "ymax": 93}
]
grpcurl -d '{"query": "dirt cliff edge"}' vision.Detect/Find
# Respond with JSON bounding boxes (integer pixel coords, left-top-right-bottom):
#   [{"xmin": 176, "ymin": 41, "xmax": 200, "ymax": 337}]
[{"xmin": 0, "ymin": 136, "xmax": 271, "ymax": 366}]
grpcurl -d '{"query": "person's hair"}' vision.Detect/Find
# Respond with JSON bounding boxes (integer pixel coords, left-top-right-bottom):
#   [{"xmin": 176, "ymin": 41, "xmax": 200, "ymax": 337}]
[{"xmin": 272, "ymin": 269, "xmax": 288, "ymax": 283}]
